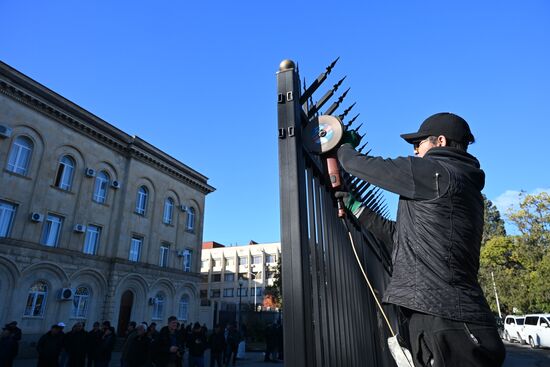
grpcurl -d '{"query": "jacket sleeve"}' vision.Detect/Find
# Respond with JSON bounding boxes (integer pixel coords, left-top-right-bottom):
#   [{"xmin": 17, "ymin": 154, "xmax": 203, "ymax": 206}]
[
  {"xmin": 337, "ymin": 144, "xmax": 449, "ymax": 200},
  {"xmin": 356, "ymin": 206, "xmax": 396, "ymax": 250}
]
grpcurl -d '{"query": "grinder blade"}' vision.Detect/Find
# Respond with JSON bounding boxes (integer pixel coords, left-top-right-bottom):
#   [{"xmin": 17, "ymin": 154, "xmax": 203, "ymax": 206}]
[{"xmin": 302, "ymin": 115, "xmax": 344, "ymax": 154}]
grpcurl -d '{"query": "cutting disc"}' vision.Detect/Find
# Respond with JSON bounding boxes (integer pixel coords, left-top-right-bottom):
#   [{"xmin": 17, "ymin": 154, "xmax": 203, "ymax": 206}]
[{"xmin": 303, "ymin": 115, "xmax": 344, "ymax": 154}]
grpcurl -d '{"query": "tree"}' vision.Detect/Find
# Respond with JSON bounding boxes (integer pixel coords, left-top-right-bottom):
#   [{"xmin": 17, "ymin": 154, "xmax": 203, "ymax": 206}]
[
  {"xmin": 263, "ymin": 257, "xmax": 282, "ymax": 309},
  {"xmin": 482, "ymin": 194, "xmax": 506, "ymax": 245},
  {"xmin": 507, "ymin": 192, "xmax": 550, "ymax": 247}
]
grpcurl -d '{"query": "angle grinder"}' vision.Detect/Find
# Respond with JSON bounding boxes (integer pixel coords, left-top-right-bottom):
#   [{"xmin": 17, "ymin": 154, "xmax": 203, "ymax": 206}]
[{"xmin": 303, "ymin": 115, "xmax": 346, "ymax": 217}]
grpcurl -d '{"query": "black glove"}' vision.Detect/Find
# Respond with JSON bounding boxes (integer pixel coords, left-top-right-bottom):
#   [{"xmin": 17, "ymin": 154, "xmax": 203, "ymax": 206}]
[{"xmin": 340, "ymin": 129, "xmax": 361, "ymax": 148}]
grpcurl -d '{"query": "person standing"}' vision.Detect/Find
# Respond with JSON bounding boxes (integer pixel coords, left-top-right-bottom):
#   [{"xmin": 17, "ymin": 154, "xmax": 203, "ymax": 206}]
[
  {"xmin": 0, "ymin": 322, "xmax": 22, "ymax": 367},
  {"xmin": 156, "ymin": 316, "xmax": 185, "ymax": 367},
  {"xmin": 120, "ymin": 322, "xmax": 138, "ymax": 367},
  {"xmin": 337, "ymin": 112, "xmax": 506, "ymax": 367},
  {"xmin": 187, "ymin": 323, "xmax": 207, "ymax": 367},
  {"xmin": 65, "ymin": 323, "xmax": 88, "ymax": 367},
  {"xmin": 94, "ymin": 322, "xmax": 115, "ymax": 367},
  {"xmin": 223, "ymin": 323, "xmax": 239, "ymax": 367},
  {"xmin": 36, "ymin": 325, "xmax": 64, "ymax": 367},
  {"xmin": 125, "ymin": 325, "xmax": 150, "ymax": 367},
  {"xmin": 86, "ymin": 322, "xmax": 102, "ymax": 367},
  {"xmin": 207, "ymin": 325, "xmax": 225, "ymax": 367}
]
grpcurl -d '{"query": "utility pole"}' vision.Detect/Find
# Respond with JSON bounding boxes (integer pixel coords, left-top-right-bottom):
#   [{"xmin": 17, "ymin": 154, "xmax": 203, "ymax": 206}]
[{"xmin": 491, "ymin": 271, "xmax": 502, "ymax": 318}]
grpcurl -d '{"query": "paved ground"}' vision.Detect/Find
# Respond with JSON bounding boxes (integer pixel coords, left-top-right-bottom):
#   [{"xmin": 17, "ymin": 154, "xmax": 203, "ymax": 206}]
[
  {"xmin": 502, "ymin": 340, "xmax": 550, "ymax": 367},
  {"xmin": 13, "ymin": 351, "xmax": 282, "ymax": 367}
]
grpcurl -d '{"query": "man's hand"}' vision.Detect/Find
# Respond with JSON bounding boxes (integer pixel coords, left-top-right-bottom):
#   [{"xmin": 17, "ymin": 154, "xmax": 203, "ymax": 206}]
[
  {"xmin": 340, "ymin": 129, "xmax": 361, "ymax": 149},
  {"xmin": 334, "ymin": 191, "xmax": 364, "ymax": 218}
]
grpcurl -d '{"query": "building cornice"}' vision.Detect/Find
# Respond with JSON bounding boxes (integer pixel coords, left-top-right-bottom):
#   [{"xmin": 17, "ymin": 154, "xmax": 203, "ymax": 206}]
[{"xmin": 0, "ymin": 61, "xmax": 215, "ymax": 194}]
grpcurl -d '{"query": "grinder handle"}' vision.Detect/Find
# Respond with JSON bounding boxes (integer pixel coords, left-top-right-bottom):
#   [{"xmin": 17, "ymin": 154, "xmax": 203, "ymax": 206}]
[{"xmin": 326, "ymin": 156, "xmax": 346, "ymax": 218}]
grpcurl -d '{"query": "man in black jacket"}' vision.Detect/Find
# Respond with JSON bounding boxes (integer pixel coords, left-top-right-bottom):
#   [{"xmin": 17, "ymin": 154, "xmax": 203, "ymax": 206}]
[
  {"xmin": 337, "ymin": 112, "xmax": 505, "ymax": 367},
  {"xmin": 37, "ymin": 325, "xmax": 64, "ymax": 367}
]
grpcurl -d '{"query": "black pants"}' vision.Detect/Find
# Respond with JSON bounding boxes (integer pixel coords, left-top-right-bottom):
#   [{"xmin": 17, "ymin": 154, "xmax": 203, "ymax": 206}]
[{"xmin": 405, "ymin": 311, "xmax": 506, "ymax": 367}]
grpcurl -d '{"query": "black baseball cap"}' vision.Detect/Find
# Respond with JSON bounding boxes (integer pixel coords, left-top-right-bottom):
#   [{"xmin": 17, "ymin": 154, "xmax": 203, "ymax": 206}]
[{"xmin": 401, "ymin": 112, "xmax": 474, "ymax": 144}]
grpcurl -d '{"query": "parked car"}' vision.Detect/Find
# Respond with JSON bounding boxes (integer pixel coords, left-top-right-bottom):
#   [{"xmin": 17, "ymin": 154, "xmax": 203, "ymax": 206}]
[
  {"xmin": 519, "ymin": 314, "xmax": 550, "ymax": 348},
  {"xmin": 503, "ymin": 315, "xmax": 525, "ymax": 343}
]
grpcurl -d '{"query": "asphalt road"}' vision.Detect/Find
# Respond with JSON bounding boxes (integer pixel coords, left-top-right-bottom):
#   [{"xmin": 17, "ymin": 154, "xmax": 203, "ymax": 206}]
[{"xmin": 502, "ymin": 340, "xmax": 550, "ymax": 367}]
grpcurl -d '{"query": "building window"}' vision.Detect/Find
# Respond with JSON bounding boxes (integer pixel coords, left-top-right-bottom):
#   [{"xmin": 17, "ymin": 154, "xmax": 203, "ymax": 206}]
[
  {"xmin": 182, "ymin": 249, "xmax": 192, "ymax": 272},
  {"xmin": 159, "ymin": 245, "xmax": 169, "ymax": 267},
  {"xmin": 266, "ymin": 254, "xmax": 276, "ymax": 263},
  {"xmin": 199, "ymin": 290, "xmax": 207, "ymax": 299},
  {"xmin": 224, "ymin": 273, "xmax": 235, "ymax": 282},
  {"xmin": 238, "ymin": 257, "xmax": 248, "ymax": 266},
  {"xmin": 0, "ymin": 201, "xmax": 17, "ymax": 238},
  {"xmin": 223, "ymin": 288, "xmax": 234, "ymax": 297},
  {"xmin": 225, "ymin": 258, "xmax": 235, "ymax": 267},
  {"xmin": 129, "ymin": 236, "xmax": 143, "ymax": 262},
  {"xmin": 212, "ymin": 258, "xmax": 221, "ymax": 267},
  {"xmin": 7, "ymin": 136, "xmax": 33, "ymax": 175},
  {"xmin": 83, "ymin": 225, "xmax": 101, "ymax": 255},
  {"xmin": 152, "ymin": 292, "xmax": 165, "ymax": 320},
  {"xmin": 239, "ymin": 272, "xmax": 248, "ymax": 280},
  {"xmin": 237, "ymin": 287, "xmax": 248, "ymax": 297},
  {"xmin": 266, "ymin": 271, "xmax": 275, "ymax": 279},
  {"xmin": 41, "ymin": 214, "xmax": 63, "ymax": 247},
  {"xmin": 254, "ymin": 287, "xmax": 263, "ymax": 296},
  {"xmin": 135, "ymin": 186, "xmax": 148, "ymax": 215},
  {"xmin": 210, "ymin": 289, "xmax": 220, "ymax": 298},
  {"xmin": 93, "ymin": 171, "xmax": 110, "ymax": 203},
  {"xmin": 186, "ymin": 207, "xmax": 195, "ymax": 232},
  {"xmin": 162, "ymin": 198, "xmax": 174, "ymax": 224},
  {"xmin": 24, "ymin": 281, "xmax": 48, "ymax": 317},
  {"xmin": 54, "ymin": 155, "xmax": 75, "ymax": 191},
  {"xmin": 252, "ymin": 255, "xmax": 262, "ymax": 264},
  {"xmin": 178, "ymin": 295, "xmax": 189, "ymax": 322},
  {"xmin": 211, "ymin": 274, "xmax": 221, "ymax": 282},
  {"xmin": 201, "ymin": 260, "xmax": 209, "ymax": 269},
  {"xmin": 72, "ymin": 286, "xmax": 90, "ymax": 319}
]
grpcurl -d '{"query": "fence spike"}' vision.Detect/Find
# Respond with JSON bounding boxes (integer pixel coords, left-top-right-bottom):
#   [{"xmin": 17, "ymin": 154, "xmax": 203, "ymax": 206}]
[
  {"xmin": 307, "ymin": 76, "xmax": 346, "ymax": 118},
  {"xmin": 323, "ymin": 87, "xmax": 350, "ymax": 116},
  {"xmin": 338, "ymin": 102, "xmax": 356, "ymax": 121},
  {"xmin": 345, "ymin": 113, "xmax": 360, "ymax": 127},
  {"xmin": 300, "ymin": 57, "xmax": 340, "ymax": 104}
]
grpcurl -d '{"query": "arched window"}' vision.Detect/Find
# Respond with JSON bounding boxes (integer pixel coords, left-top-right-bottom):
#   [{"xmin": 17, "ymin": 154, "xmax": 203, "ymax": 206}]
[
  {"xmin": 135, "ymin": 186, "xmax": 148, "ymax": 215},
  {"xmin": 178, "ymin": 295, "xmax": 189, "ymax": 322},
  {"xmin": 54, "ymin": 155, "xmax": 75, "ymax": 190},
  {"xmin": 72, "ymin": 286, "xmax": 90, "ymax": 319},
  {"xmin": 24, "ymin": 281, "xmax": 48, "ymax": 316},
  {"xmin": 163, "ymin": 198, "xmax": 174, "ymax": 224},
  {"xmin": 152, "ymin": 292, "xmax": 165, "ymax": 320},
  {"xmin": 7, "ymin": 136, "xmax": 33, "ymax": 175},
  {"xmin": 93, "ymin": 171, "xmax": 110, "ymax": 203},
  {"xmin": 186, "ymin": 207, "xmax": 195, "ymax": 232}
]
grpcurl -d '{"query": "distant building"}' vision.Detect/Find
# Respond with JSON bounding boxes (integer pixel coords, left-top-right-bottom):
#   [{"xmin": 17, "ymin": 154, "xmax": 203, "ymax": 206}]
[
  {"xmin": 199, "ymin": 241, "xmax": 281, "ymax": 326},
  {"xmin": 0, "ymin": 61, "xmax": 215, "ymax": 339}
]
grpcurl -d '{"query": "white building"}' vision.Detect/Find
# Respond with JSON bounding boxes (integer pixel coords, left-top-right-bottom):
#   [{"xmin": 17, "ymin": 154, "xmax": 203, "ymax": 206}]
[{"xmin": 199, "ymin": 241, "xmax": 281, "ymax": 326}]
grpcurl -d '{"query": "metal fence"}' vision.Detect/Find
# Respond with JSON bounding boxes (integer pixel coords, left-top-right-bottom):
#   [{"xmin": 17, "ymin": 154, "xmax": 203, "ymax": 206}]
[{"xmin": 276, "ymin": 59, "xmax": 400, "ymax": 367}]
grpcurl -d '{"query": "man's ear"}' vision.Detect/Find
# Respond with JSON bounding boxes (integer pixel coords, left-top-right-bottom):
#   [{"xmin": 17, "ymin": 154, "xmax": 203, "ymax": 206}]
[{"xmin": 437, "ymin": 135, "xmax": 447, "ymax": 147}]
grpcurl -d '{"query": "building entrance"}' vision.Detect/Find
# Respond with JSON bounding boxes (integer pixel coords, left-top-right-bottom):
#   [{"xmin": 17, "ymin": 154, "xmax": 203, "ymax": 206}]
[{"xmin": 117, "ymin": 290, "xmax": 134, "ymax": 336}]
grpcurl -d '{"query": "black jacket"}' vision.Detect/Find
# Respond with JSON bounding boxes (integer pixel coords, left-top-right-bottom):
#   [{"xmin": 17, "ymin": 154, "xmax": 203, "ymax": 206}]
[
  {"xmin": 338, "ymin": 144, "xmax": 494, "ymax": 325},
  {"xmin": 37, "ymin": 331, "xmax": 64, "ymax": 360}
]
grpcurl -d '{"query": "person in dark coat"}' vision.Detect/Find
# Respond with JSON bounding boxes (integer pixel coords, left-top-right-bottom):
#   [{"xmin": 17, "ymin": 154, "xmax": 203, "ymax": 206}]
[
  {"xmin": 125, "ymin": 325, "xmax": 150, "ymax": 367},
  {"xmin": 86, "ymin": 322, "xmax": 102, "ymax": 367},
  {"xmin": 65, "ymin": 323, "xmax": 88, "ymax": 367},
  {"xmin": 37, "ymin": 325, "xmax": 64, "ymax": 367},
  {"xmin": 187, "ymin": 323, "xmax": 207, "ymax": 367},
  {"xmin": 120, "ymin": 322, "xmax": 137, "ymax": 367},
  {"xmin": 223, "ymin": 323, "xmax": 239, "ymax": 367},
  {"xmin": 263, "ymin": 324, "xmax": 275, "ymax": 362},
  {"xmin": 156, "ymin": 316, "xmax": 185, "ymax": 367},
  {"xmin": 337, "ymin": 112, "xmax": 506, "ymax": 367},
  {"xmin": 0, "ymin": 321, "xmax": 22, "ymax": 367},
  {"xmin": 207, "ymin": 325, "xmax": 225, "ymax": 367},
  {"xmin": 94, "ymin": 322, "xmax": 115, "ymax": 367}
]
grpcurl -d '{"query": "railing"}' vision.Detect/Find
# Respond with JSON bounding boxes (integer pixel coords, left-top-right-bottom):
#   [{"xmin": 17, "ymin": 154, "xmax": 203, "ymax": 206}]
[{"xmin": 277, "ymin": 59, "xmax": 399, "ymax": 367}]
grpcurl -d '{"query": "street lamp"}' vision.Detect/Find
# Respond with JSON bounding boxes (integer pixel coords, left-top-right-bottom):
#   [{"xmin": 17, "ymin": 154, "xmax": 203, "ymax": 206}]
[
  {"xmin": 238, "ymin": 278, "xmax": 244, "ymax": 327},
  {"xmin": 250, "ymin": 271, "xmax": 262, "ymax": 311}
]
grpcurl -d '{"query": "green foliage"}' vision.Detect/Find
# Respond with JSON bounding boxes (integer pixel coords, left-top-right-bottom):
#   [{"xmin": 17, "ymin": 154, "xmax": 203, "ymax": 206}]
[
  {"xmin": 479, "ymin": 192, "xmax": 550, "ymax": 314},
  {"xmin": 264, "ymin": 257, "xmax": 282, "ymax": 308},
  {"xmin": 482, "ymin": 194, "xmax": 506, "ymax": 245}
]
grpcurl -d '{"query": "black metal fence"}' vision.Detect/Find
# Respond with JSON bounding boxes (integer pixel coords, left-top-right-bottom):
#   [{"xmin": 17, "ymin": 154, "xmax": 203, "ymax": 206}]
[{"xmin": 276, "ymin": 59, "xmax": 399, "ymax": 367}]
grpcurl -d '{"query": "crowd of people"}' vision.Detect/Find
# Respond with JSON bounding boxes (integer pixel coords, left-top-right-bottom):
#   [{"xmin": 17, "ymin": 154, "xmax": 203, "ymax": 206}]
[{"xmin": 1, "ymin": 317, "xmax": 280, "ymax": 367}]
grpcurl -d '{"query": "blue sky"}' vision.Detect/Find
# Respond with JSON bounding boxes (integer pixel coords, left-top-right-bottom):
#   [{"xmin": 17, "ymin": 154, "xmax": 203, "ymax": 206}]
[{"xmin": 2, "ymin": 1, "xmax": 549, "ymax": 244}]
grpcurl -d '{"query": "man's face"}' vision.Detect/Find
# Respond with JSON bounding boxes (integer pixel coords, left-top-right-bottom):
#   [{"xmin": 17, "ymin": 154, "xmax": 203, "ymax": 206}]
[
  {"xmin": 169, "ymin": 320, "xmax": 178, "ymax": 331},
  {"xmin": 413, "ymin": 136, "xmax": 445, "ymax": 158}
]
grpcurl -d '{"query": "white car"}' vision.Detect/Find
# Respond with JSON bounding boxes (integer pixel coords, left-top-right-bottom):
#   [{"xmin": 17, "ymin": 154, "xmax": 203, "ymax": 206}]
[
  {"xmin": 519, "ymin": 314, "xmax": 550, "ymax": 348},
  {"xmin": 503, "ymin": 315, "xmax": 526, "ymax": 343}
]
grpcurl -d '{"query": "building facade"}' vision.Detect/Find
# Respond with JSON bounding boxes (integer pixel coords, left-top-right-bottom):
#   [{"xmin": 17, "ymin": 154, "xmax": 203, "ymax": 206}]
[
  {"xmin": 0, "ymin": 61, "xmax": 215, "ymax": 339},
  {"xmin": 199, "ymin": 241, "xmax": 281, "ymax": 326}
]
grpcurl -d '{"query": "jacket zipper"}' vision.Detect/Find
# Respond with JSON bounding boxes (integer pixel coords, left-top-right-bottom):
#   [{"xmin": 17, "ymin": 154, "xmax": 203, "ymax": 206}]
[
  {"xmin": 463, "ymin": 323, "xmax": 479, "ymax": 345},
  {"xmin": 435, "ymin": 172, "xmax": 441, "ymax": 198}
]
